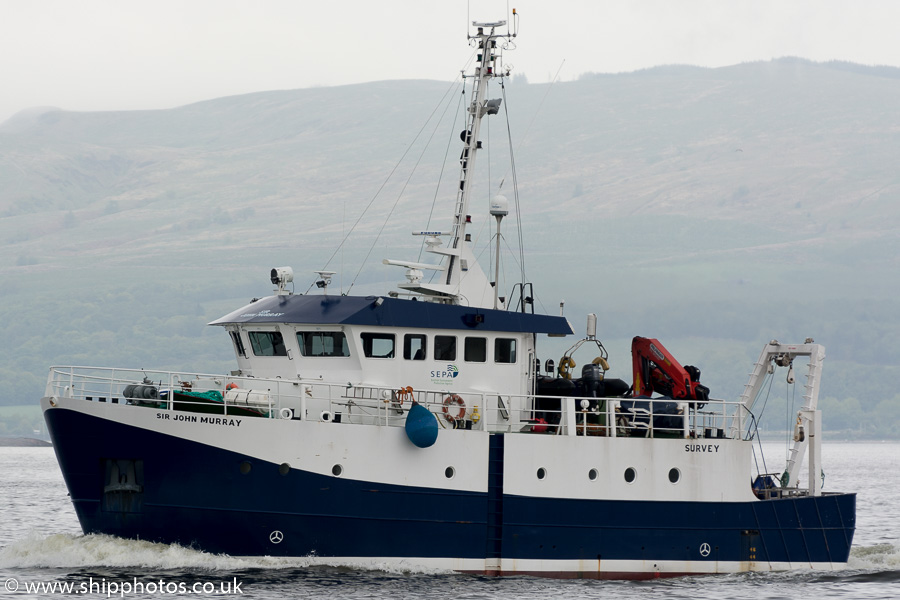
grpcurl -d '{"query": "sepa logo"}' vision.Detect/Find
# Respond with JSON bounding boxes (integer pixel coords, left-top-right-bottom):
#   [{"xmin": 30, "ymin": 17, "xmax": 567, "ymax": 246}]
[{"xmin": 430, "ymin": 364, "xmax": 459, "ymax": 379}]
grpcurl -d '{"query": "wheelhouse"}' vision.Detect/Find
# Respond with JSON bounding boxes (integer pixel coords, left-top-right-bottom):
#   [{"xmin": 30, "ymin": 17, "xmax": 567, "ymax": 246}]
[{"xmin": 211, "ymin": 294, "xmax": 573, "ymax": 394}]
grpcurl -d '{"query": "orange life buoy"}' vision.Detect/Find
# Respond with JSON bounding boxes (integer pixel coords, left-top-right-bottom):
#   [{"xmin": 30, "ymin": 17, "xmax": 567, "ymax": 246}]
[
  {"xmin": 225, "ymin": 383, "xmax": 239, "ymax": 391},
  {"xmin": 442, "ymin": 394, "xmax": 466, "ymax": 423}
]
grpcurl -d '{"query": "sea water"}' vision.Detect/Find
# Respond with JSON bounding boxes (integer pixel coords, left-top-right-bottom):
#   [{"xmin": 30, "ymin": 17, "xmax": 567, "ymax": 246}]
[{"xmin": 0, "ymin": 443, "xmax": 898, "ymax": 599}]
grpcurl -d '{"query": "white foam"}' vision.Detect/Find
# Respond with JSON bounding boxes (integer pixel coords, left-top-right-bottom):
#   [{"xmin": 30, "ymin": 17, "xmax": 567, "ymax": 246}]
[
  {"xmin": 0, "ymin": 532, "xmax": 453, "ymax": 574},
  {"xmin": 848, "ymin": 543, "xmax": 900, "ymax": 571},
  {"xmin": 0, "ymin": 533, "xmax": 305, "ymax": 570}
]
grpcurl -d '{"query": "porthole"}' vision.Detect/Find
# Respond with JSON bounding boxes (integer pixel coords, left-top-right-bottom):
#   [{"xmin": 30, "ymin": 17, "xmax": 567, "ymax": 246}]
[
  {"xmin": 279, "ymin": 463, "xmax": 291, "ymax": 476},
  {"xmin": 239, "ymin": 461, "xmax": 252, "ymax": 475},
  {"xmin": 537, "ymin": 467, "xmax": 547, "ymax": 480},
  {"xmin": 332, "ymin": 464, "xmax": 343, "ymax": 477},
  {"xmin": 668, "ymin": 468, "xmax": 681, "ymax": 484},
  {"xmin": 624, "ymin": 467, "xmax": 636, "ymax": 483},
  {"xmin": 588, "ymin": 468, "xmax": 599, "ymax": 481},
  {"xmin": 445, "ymin": 466, "xmax": 455, "ymax": 479}
]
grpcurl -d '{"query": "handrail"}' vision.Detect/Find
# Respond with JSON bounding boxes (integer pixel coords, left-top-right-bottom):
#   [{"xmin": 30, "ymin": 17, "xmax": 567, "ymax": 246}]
[{"xmin": 45, "ymin": 365, "xmax": 751, "ymax": 440}]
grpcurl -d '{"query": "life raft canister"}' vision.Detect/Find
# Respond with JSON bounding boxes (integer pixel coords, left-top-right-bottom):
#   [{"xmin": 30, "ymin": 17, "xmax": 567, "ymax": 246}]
[{"xmin": 441, "ymin": 394, "xmax": 466, "ymax": 423}]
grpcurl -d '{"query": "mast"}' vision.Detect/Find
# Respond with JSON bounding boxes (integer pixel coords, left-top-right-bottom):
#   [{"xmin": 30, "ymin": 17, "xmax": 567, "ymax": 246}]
[
  {"xmin": 445, "ymin": 21, "xmax": 509, "ymax": 286},
  {"xmin": 386, "ymin": 17, "xmax": 516, "ymax": 307}
]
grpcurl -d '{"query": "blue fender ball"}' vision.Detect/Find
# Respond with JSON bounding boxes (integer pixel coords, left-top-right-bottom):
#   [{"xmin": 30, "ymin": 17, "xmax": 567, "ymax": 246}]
[{"xmin": 405, "ymin": 402, "xmax": 438, "ymax": 448}]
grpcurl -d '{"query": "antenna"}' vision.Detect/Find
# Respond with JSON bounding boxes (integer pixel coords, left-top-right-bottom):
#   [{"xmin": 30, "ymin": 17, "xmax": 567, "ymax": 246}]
[
  {"xmin": 490, "ymin": 195, "xmax": 509, "ymax": 309},
  {"xmin": 314, "ymin": 271, "xmax": 336, "ymax": 295}
]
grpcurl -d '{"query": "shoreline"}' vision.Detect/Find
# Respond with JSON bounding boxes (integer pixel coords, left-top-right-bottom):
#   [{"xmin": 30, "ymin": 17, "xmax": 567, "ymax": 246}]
[{"xmin": 0, "ymin": 437, "xmax": 52, "ymax": 447}]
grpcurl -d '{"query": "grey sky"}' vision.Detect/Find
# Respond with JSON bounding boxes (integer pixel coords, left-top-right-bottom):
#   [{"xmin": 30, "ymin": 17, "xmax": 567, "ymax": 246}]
[{"xmin": 2, "ymin": 0, "xmax": 899, "ymax": 125}]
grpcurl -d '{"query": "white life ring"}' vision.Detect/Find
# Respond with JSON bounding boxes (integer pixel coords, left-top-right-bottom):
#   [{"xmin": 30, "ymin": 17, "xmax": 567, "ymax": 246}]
[{"xmin": 441, "ymin": 394, "xmax": 466, "ymax": 423}]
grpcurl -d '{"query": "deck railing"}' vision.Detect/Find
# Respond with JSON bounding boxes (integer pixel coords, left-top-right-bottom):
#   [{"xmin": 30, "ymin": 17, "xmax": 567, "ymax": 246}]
[{"xmin": 45, "ymin": 366, "xmax": 749, "ymax": 440}]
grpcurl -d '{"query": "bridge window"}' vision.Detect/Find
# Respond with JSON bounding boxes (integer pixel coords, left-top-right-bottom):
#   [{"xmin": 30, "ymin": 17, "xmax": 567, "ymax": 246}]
[
  {"xmin": 403, "ymin": 334, "xmax": 427, "ymax": 360},
  {"xmin": 434, "ymin": 336, "xmax": 456, "ymax": 361},
  {"xmin": 495, "ymin": 338, "xmax": 517, "ymax": 363},
  {"xmin": 465, "ymin": 337, "xmax": 487, "ymax": 362},
  {"xmin": 361, "ymin": 332, "xmax": 395, "ymax": 358},
  {"xmin": 229, "ymin": 330, "xmax": 248, "ymax": 358},
  {"xmin": 297, "ymin": 332, "xmax": 350, "ymax": 357},
  {"xmin": 248, "ymin": 331, "xmax": 287, "ymax": 357}
]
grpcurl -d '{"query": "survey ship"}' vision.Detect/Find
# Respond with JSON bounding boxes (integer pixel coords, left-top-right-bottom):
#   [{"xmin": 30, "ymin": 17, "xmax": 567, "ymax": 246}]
[{"xmin": 41, "ymin": 16, "xmax": 855, "ymax": 578}]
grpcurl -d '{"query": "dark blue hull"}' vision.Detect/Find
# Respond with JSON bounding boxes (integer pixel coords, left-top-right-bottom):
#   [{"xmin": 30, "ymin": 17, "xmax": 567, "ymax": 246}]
[{"xmin": 44, "ymin": 407, "xmax": 856, "ymax": 575}]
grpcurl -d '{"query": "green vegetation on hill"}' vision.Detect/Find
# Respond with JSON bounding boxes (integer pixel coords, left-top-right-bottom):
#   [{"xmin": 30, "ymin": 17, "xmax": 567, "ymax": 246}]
[
  {"xmin": 0, "ymin": 405, "xmax": 45, "ymax": 438},
  {"xmin": 1, "ymin": 59, "xmax": 899, "ymax": 438}
]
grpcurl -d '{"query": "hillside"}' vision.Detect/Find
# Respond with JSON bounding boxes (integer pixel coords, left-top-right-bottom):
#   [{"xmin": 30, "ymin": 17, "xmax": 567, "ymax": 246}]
[{"xmin": 2, "ymin": 58, "xmax": 899, "ymax": 436}]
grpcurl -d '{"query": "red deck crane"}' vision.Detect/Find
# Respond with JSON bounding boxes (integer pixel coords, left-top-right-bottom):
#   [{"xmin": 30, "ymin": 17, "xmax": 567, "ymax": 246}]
[{"xmin": 631, "ymin": 336, "xmax": 709, "ymax": 404}]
